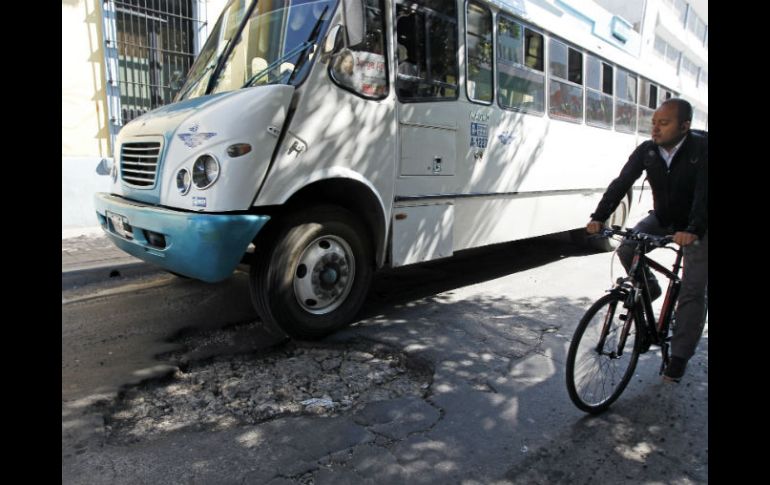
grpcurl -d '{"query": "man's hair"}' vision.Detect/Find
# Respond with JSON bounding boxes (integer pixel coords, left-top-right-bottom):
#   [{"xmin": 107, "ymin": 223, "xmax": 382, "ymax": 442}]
[{"xmin": 661, "ymin": 98, "xmax": 693, "ymax": 125}]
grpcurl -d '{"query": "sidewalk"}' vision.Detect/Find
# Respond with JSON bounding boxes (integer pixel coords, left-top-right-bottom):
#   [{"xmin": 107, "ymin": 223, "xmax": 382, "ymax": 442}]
[{"xmin": 62, "ymin": 227, "xmax": 159, "ymax": 288}]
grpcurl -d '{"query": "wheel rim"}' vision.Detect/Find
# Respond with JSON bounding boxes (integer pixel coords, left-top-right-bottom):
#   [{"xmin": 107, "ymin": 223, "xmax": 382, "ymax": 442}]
[
  {"xmin": 571, "ymin": 299, "xmax": 638, "ymax": 408},
  {"xmin": 293, "ymin": 235, "xmax": 356, "ymax": 315}
]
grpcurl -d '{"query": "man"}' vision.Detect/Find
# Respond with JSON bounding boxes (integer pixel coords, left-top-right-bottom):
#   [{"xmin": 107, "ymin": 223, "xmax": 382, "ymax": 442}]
[{"xmin": 586, "ymin": 98, "xmax": 708, "ymax": 383}]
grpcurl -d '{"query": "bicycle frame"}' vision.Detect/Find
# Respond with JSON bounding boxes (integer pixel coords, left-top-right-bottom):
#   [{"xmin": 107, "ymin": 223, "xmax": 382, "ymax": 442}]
[{"xmin": 621, "ymin": 240, "xmax": 684, "ymax": 369}]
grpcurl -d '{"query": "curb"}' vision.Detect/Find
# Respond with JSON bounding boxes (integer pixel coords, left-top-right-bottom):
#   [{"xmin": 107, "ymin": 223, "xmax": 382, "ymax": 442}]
[{"xmin": 62, "ymin": 262, "xmax": 164, "ymax": 290}]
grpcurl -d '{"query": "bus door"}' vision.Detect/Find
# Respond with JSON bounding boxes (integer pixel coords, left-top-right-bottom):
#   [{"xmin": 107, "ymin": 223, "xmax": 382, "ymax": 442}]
[{"xmin": 390, "ymin": 0, "xmax": 461, "ymax": 267}]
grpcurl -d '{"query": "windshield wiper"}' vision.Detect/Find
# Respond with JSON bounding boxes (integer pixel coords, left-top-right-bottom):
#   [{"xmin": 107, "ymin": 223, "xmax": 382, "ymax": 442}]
[
  {"xmin": 242, "ymin": 41, "xmax": 312, "ymax": 88},
  {"xmin": 175, "ymin": 62, "xmax": 216, "ymax": 101},
  {"xmin": 175, "ymin": 33, "xmax": 236, "ymax": 101},
  {"xmin": 287, "ymin": 5, "xmax": 330, "ymax": 85}
]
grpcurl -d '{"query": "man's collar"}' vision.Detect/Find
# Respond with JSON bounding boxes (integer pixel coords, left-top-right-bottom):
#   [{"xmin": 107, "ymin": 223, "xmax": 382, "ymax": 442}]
[{"xmin": 659, "ymin": 133, "xmax": 688, "ymax": 156}]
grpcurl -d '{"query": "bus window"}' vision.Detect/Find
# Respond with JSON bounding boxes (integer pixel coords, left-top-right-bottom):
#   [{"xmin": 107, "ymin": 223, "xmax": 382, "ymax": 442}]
[
  {"xmin": 329, "ymin": 0, "xmax": 388, "ymax": 98},
  {"xmin": 614, "ymin": 68, "xmax": 637, "ymax": 133},
  {"xmin": 209, "ymin": 0, "xmax": 336, "ymax": 95},
  {"xmin": 395, "ymin": 0, "xmax": 458, "ymax": 101},
  {"xmin": 658, "ymin": 88, "xmax": 673, "ymax": 105},
  {"xmin": 638, "ymin": 79, "xmax": 658, "ymax": 136},
  {"xmin": 548, "ymin": 39, "xmax": 583, "ymax": 122},
  {"xmin": 497, "ymin": 16, "xmax": 544, "ymax": 114},
  {"xmin": 525, "ymin": 29, "xmax": 544, "ymax": 71},
  {"xmin": 585, "ymin": 55, "xmax": 612, "ymax": 128},
  {"xmin": 466, "ymin": 1, "xmax": 493, "ymax": 104}
]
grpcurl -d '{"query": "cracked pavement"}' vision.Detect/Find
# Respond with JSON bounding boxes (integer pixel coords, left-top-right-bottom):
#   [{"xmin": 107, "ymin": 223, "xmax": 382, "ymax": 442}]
[{"xmin": 62, "ymin": 235, "xmax": 707, "ymax": 484}]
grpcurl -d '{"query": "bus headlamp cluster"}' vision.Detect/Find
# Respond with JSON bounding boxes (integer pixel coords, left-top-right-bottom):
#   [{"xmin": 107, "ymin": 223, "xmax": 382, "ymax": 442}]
[
  {"xmin": 192, "ymin": 155, "xmax": 220, "ymax": 189},
  {"xmin": 175, "ymin": 154, "xmax": 220, "ymax": 195},
  {"xmin": 176, "ymin": 168, "xmax": 191, "ymax": 195}
]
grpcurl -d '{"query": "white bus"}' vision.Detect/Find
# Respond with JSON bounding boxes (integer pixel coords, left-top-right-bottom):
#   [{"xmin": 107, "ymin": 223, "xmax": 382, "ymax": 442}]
[{"xmin": 94, "ymin": 0, "xmax": 705, "ymax": 339}]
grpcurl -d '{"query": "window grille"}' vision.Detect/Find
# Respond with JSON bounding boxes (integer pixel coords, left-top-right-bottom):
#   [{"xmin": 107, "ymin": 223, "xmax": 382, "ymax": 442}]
[{"xmin": 102, "ymin": 0, "xmax": 207, "ymax": 148}]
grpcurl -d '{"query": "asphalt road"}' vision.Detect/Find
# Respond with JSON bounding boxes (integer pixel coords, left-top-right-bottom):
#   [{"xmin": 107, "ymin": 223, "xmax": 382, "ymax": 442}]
[{"xmin": 62, "ymin": 233, "xmax": 708, "ymax": 484}]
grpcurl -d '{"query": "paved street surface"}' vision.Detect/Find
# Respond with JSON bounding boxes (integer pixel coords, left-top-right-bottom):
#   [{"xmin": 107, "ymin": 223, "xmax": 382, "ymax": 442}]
[{"xmin": 62, "ymin": 233, "xmax": 707, "ymax": 484}]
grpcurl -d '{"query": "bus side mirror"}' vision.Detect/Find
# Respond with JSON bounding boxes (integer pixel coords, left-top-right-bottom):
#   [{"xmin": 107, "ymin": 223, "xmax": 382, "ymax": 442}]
[
  {"xmin": 342, "ymin": 0, "xmax": 366, "ymax": 46},
  {"xmin": 95, "ymin": 158, "xmax": 113, "ymax": 176}
]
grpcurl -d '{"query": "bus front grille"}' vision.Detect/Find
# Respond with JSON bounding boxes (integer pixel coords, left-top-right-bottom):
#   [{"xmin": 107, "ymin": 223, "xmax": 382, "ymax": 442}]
[{"xmin": 121, "ymin": 141, "xmax": 161, "ymax": 188}]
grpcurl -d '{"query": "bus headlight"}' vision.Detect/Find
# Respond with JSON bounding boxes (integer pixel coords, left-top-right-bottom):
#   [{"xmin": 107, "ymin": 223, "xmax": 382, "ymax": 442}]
[
  {"xmin": 192, "ymin": 154, "xmax": 220, "ymax": 189},
  {"xmin": 176, "ymin": 168, "xmax": 191, "ymax": 195}
]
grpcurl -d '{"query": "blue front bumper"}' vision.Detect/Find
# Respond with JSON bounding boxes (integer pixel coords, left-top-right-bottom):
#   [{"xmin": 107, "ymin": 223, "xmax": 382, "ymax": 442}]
[{"xmin": 94, "ymin": 193, "xmax": 270, "ymax": 282}]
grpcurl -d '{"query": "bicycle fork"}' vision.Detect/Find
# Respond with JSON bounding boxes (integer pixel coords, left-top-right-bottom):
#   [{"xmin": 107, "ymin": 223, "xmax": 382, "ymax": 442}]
[{"xmin": 596, "ymin": 292, "xmax": 635, "ymax": 359}]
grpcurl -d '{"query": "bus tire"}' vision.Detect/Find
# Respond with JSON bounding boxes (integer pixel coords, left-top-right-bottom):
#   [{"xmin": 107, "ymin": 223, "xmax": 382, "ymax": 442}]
[{"xmin": 249, "ymin": 205, "xmax": 373, "ymax": 340}]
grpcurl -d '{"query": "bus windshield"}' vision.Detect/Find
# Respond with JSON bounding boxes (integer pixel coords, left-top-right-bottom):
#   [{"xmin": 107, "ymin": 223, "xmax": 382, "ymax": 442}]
[{"xmin": 177, "ymin": 0, "xmax": 336, "ymax": 101}]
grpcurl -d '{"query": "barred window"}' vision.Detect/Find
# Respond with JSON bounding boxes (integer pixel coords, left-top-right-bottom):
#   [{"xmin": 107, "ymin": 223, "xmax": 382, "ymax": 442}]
[{"xmin": 112, "ymin": 0, "xmax": 205, "ymax": 124}]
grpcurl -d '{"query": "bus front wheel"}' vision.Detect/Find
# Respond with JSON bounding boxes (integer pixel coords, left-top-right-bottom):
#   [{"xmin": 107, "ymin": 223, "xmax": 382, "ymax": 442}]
[{"xmin": 249, "ymin": 206, "xmax": 373, "ymax": 340}]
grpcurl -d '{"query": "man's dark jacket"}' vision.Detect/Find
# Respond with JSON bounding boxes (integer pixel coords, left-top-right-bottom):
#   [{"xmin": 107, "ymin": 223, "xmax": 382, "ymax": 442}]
[{"xmin": 591, "ymin": 130, "xmax": 708, "ymax": 237}]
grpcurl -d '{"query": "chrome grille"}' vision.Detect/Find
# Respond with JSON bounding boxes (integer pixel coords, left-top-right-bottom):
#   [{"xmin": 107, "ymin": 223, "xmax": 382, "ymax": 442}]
[{"xmin": 121, "ymin": 141, "xmax": 161, "ymax": 187}]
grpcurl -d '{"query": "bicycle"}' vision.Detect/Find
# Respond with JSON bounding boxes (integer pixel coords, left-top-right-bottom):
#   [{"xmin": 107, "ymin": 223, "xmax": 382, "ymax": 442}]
[{"xmin": 565, "ymin": 226, "xmax": 684, "ymax": 414}]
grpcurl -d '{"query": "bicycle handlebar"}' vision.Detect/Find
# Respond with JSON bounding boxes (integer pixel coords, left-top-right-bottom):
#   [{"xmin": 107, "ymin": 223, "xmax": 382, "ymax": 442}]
[{"xmin": 597, "ymin": 226, "xmax": 675, "ymax": 248}]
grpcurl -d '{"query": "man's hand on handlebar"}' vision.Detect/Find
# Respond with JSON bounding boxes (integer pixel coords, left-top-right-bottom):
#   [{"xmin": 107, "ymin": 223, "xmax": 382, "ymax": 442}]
[
  {"xmin": 673, "ymin": 231, "xmax": 698, "ymax": 247},
  {"xmin": 586, "ymin": 220, "xmax": 603, "ymax": 235}
]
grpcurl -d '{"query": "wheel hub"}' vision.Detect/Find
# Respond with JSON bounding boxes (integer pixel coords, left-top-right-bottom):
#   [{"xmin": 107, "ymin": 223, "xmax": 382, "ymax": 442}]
[{"xmin": 294, "ymin": 236, "xmax": 355, "ymax": 314}]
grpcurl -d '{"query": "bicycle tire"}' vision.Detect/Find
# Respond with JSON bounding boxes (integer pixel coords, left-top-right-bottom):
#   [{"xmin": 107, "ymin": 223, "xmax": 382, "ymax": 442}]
[{"xmin": 566, "ymin": 293, "xmax": 641, "ymax": 414}]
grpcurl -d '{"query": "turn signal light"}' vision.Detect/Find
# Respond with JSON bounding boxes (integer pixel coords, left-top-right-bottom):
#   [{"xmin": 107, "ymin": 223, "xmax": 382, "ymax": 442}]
[{"xmin": 227, "ymin": 143, "xmax": 252, "ymax": 157}]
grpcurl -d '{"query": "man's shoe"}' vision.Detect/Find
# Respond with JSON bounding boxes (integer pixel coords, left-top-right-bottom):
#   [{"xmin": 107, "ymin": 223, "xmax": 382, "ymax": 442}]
[{"xmin": 663, "ymin": 356, "xmax": 687, "ymax": 383}]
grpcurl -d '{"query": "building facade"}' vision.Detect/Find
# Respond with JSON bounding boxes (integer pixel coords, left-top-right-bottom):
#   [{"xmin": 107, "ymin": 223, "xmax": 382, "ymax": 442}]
[
  {"xmin": 597, "ymin": 0, "xmax": 708, "ymax": 127},
  {"xmin": 62, "ymin": 0, "xmax": 226, "ymax": 232}
]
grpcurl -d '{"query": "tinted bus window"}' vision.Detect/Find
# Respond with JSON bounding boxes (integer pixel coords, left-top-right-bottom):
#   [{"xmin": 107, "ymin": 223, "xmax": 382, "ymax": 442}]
[
  {"xmin": 497, "ymin": 16, "xmax": 544, "ymax": 114},
  {"xmin": 396, "ymin": 0, "xmax": 458, "ymax": 101}
]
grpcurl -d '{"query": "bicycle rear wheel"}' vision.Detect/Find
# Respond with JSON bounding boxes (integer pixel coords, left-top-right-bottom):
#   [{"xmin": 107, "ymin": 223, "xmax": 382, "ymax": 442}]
[{"xmin": 566, "ymin": 293, "xmax": 641, "ymax": 413}]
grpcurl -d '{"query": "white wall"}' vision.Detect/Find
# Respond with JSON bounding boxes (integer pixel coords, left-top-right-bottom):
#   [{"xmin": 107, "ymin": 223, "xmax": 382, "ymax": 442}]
[
  {"xmin": 62, "ymin": 0, "xmax": 112, "ymax": 232},
  {"xmin": 62, "ymin": 157, "xmax": 112, "ymax": 231},
  {"xmin": 62, "ymin": 0, "xmax": 227, "ymax": 234},
  {"xmin": 62, "ymin": 0, "xmax": 110, "ymax": 158}
]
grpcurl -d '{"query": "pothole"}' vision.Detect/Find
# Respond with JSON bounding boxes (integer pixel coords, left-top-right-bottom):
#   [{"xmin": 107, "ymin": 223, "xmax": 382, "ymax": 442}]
[{"xmin": 106, "ymin": 341, "xmax": 433, "ymax": 444}]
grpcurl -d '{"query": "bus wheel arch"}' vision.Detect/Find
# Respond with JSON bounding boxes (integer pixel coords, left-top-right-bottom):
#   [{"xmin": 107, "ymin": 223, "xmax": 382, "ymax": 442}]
[
  {"xmin": 249, "ymin": 179, "xmax": 386, "ymax": 339},
  {"xmin": 280, "ymin": 178, "xmax": 386, "ymax": 267}
]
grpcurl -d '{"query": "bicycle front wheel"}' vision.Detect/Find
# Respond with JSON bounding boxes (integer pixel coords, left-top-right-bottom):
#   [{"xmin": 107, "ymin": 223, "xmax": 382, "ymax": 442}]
[{"xmin": 566, "ymin": 293, "xmax": 641, "ymax": 414}]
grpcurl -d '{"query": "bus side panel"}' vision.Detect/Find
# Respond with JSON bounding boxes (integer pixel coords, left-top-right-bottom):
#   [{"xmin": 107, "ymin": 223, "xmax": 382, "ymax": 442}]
[
  {"xmin": 453, "ymin": 192, "xmax": 601, "ymax": 251},
  {"xmin": 391, "ymin": 202, "xmax": 454, "ymax": 266},
  {"xmin": 252, "ymin": 14, "xmax": 397, "ymax": 258}
]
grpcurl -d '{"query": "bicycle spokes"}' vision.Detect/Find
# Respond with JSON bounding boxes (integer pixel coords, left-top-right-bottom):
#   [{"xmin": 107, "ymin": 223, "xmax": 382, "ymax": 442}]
[{"xmin": 567, "ymin": 294, "xmax": 641, "ymax": 413}]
